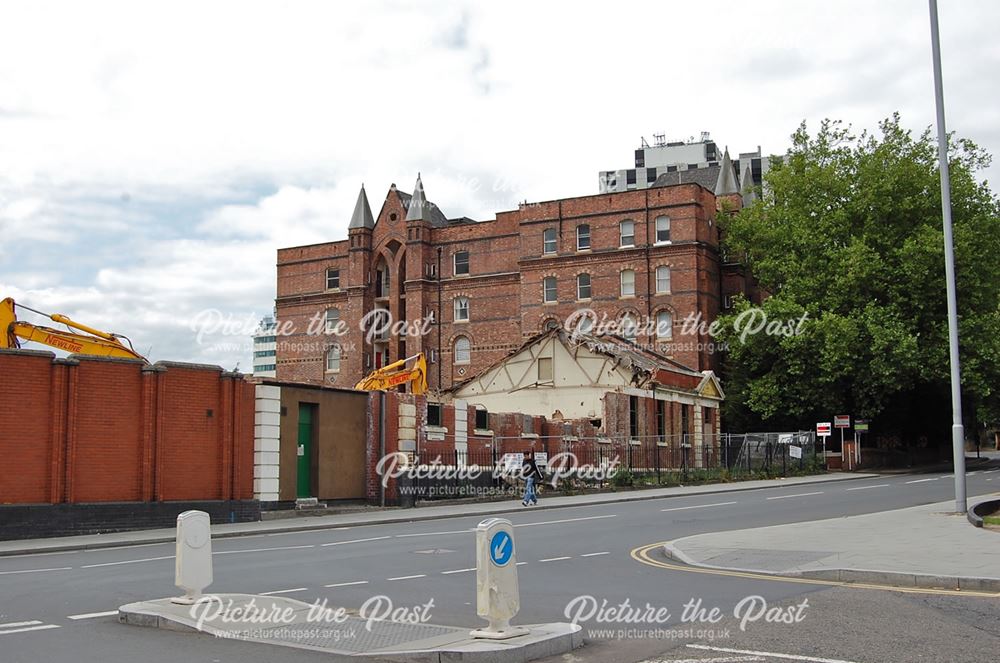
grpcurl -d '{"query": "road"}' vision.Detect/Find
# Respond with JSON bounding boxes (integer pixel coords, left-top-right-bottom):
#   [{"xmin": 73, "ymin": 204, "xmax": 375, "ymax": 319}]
[{"xmin": 1, "ymin": 467, "xmax": 998, "ymax": 663}]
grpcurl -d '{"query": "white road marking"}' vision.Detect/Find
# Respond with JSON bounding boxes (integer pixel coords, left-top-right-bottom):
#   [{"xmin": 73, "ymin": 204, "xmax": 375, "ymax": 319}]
[
  {"xmin": 515, "ymin": 515, "xmax": 616, "ymax": 527},
  {"xmin": 0, "ymin": 566, "xmax": 73, "ymax": 575},
  {"xmin": 395, "ymin": 530, "xmax": 472, "ymax": 538},
  {"xmin": 657, "ymin": 656, "xmax": 763, "ymax": 662},
  {"xmin": 81, "ymin": 556, "xmax": 174, "ymax": 568},
  {"xmin": 268, "ymin": 527, "xmax": 351, "ymax": 537},
  {"xmin": 260, "ymin": 587, "xmax": 308, "ymax": 596},
  {"xmin": 0, "ymin": 621, "xmax": 42, "ymax": 629},
  {"xmin": 67, "ymin": 611, "xmax": 118, "ymax": 620},
  {"xmin": 516, "ymin": 562, "xmax": 528, "ymax": 566},
  {"xmin": 766, "ymin": 491, "xmax": 823, "ymax": 500},
  {"xmin": 687, "ymin": 643, "xmax": 861, "ymax": 663},
  {"xmin": 441, "ymin": 568, "xmax": 476, "ymax": 575},
  {"xmin": 662, "ymin": 501, "xmax": 738, "ymax": 512},
  {"xmin": 0, "ymin": 624, "xmax": 60, "ymax": 635},
  {"xmin": 324, "ymin": 580, "xmax": 369, "ymax": 588},
  {"xmin": 984, "ymin": 469, "xmax": 998, "ymax": 474},
  {"xmin": 387, "ymin": 574, "xmax": 426, "ymax": 581},
  {"xmin": 321, "ymin": 536, "xmax": 391, "ymax": 547},
  {"xmin": 845, "ymin": 483, "xmax": 890, "ymax": 491},
  {"xmin": 905, "ymin": 478, "xmax": 939, "ymax": 484},
  {"xmin": 580, "ymin": 552, "xmax": 610, "ymax": 557},
  {"xmin": 215, "ymin": 545, "xmax": 314, "ymax": 555},
  {"xmin": 538, "ymin": 556, "xmax": 571, "ymax": 562},
  {"xmin": 967, "ymin": 471, "xmax": 980, "ymax": 476}
]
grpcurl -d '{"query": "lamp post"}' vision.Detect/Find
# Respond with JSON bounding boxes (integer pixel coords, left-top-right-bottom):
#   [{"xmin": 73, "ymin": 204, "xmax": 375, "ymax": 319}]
[{"xmin": 928, "ymin": 0, "xmax": 967, "ymax": 513}]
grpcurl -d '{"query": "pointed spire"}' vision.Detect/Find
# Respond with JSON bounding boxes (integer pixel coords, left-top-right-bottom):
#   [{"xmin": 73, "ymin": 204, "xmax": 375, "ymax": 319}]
[
  {"xmin": 714, "ymin": 147, "xmax": 739, "ymax": 196},
  {"xmin": 405, "ymin": 173, "xmax": 430, "ymax": 222},
  {"xmin": 741, "ymin": 163, "xmax": 757, "ymax": 205},
  {"xmin": 349, "ymin": 184, "xmax": 374, "ymax": 230}
]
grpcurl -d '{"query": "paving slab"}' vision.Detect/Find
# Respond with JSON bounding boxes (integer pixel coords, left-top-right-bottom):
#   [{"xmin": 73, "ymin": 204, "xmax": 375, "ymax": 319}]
[
  {"xmin": 119, "ymin": 594, "xmax": 582, "ymax": 663},
  {"xmin": 663, "ymin": 495, "xmax": 1000, "ymax": 592}
]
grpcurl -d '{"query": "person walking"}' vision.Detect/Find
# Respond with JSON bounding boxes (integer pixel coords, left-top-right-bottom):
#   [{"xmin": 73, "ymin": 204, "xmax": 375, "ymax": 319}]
[{"xmin": 521, "ymin": 450, "xmax": 542, "ymax": 506}]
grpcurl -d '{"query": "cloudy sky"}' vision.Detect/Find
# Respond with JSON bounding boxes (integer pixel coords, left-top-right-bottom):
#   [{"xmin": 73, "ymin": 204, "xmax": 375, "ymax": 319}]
[{"xmin": 2, "ymin": 0, "xmax": 998, "ymax": 369}]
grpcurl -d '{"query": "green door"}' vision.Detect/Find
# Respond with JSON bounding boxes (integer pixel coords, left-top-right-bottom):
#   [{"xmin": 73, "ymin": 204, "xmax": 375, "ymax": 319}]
[{"xmin": 297, "ymin": 404, "xmax": 314, "ymax": 498}]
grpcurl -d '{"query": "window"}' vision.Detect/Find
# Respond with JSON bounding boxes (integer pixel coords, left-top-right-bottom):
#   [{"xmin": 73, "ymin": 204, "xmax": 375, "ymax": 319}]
[
  {"xmin": 454, "ymin": 251, "xmax": 469, "ymax": 276},
  {"xmin": 576, "ymin": 273, "xmax": 592, "ymax": 300},
  {"xmin": 576, "ymin": 224, "xmax": 591, "ymax": 250},
  {"xmin": 656, "ymin": 310, "xmax": 673, "ymax": 339},
  {"xmin": 325, "ymin": 308, "xmax": 340, "ymax": 333},
  {"xmin": 427, "ymin": 403, "xmax": 443, "ymax": 427},
  {"xmin": 620, "ymin": 270, "xmax": 635, "ymax": 297},
  {"xmin": 537, "ymin": 356, "xmax": 553, "ymax": 381},
  {"xmin": 655, "ymin": 216, "xmax": 671, "ymax": 243},
  {"xmin": 454, "ymin": 297, "xmax": 469, "ymax": 322},
  {"xmin": 656, "ymin": 266, "xmax": 671, "ymax": 293},
  {"xmin": 681, "ymin": 404, "xmax": 690, "ymax": 438},
  {"xmin": 543, "ymin": 228, "xmax": 557, "ymax": 254},
  {"xmin": 656, "ymin": 400, "xmax": 666, "ymax": 443},
  {"xmin": 454, "ymin": 336, "xmax": 471, "ymax": 364},
  {"xmin": 578, "ymin": 314, "xmax": 593, "ymax": 334},
  {"xmin": 626, "ymin": 169, "xmax": 636, "ymax": 185},
  {"xmin": 543, "ymin": 276, "xmax": 557, "ymax": 303},
  {"xmin": 724, "ymin": 295, "xmax": 735, "ymax": 309},
  {"xmin": 325, "ymin": 345, "xmax": 341, "ymax": 372},
  {"xmin": 326, "ymin": 268, "xmax": 340, "ymax": 290},
  {"xmin": 475, "ymin": 407, "xmax": 489, "ymax": 430},
  {"xmin": 646, "ymin": 167, "xmax": 657, "ymax": 183},
  {"xmin": 629, "ymin": 395, "xmax": 639, "ymax": 439},
  {"xmin": 620, "ymin": 314, "xmax": 638, "ymax": 340},
  {"xmin": 543, "ymin": 319, "xmax": 561, "ymax": 331},
  {"xmin": 619, "ymin": 220, "xmax": 635, "ymax": 247}
]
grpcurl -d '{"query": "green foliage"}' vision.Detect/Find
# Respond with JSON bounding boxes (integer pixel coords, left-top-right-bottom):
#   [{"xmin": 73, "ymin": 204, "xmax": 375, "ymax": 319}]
[
  {"xmin": 611, "ymin": 466, "xmax": 635, "ymax": 487},
  {"xmin": 717, "ymin": 115, "xmax": 1000, "ymax": 435}
]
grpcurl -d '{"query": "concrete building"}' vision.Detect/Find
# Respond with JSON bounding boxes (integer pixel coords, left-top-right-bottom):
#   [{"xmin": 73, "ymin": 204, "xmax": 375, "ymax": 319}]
[
  {"xmin": 275, "ymin": 174, "xmax": 759, "ymax": 393},
  {"xmin": 252, "ymin": 314, "xmax": 277, "ymax": 377}
]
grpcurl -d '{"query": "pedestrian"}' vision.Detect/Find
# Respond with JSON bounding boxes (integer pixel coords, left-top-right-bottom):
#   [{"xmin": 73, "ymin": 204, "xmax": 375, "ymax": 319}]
[{"xmin": 521, "ymin": 450, "xmax": 542, "ymax": 506}]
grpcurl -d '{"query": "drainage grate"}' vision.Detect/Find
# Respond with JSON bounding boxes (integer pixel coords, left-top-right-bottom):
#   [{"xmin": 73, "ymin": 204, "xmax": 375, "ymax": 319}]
[{"xmin": 255, "ymin": 616, "xmax": 462, "ymax": 653}]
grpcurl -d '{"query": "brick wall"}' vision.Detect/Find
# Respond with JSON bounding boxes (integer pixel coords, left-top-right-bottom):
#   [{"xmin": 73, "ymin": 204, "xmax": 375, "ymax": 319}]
[{"xmin": 0, "ymin": 349, "xmax": 254, "ymax": 506}]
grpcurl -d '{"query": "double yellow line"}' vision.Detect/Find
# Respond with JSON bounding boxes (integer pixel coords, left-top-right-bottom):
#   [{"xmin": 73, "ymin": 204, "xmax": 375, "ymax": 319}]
[{"xmin": 630, "ymin": 542, "xmax": 1000, "ymax": 599}]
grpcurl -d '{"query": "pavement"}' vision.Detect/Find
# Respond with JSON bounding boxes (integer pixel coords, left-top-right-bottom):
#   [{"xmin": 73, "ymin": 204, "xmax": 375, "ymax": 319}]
[
  {"xmin": 663, "ymin": 494, "xmax": 1000, "ymax": 592},
  {"xmin": 0, "ymin": 472, "xmax": 878, "ymax": 556}
]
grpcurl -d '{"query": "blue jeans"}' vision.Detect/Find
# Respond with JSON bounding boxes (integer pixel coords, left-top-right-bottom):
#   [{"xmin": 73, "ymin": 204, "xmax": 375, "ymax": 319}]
[{"xmin": 523, "ymin": 477, "xmax": 537, "ymax": 504}]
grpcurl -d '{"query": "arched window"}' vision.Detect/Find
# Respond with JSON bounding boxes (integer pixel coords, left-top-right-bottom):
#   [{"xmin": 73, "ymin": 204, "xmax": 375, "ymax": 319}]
[
  {"xmin": 656, "ymin": 310, "xmax": 673, "ymax": 339},
  {"xmin": 619, "ymin": 220, "xmax": 635, "ymax": 247},
  {"xmin": 656, "ymin": 266, "xmax": 671, "ymax": 293},
  {"xmin": 454, "ymin": 336, "xmax": 471, "ymax": 364},
  {"xmin": 543, "ymin": 319, "xmax": 561, "ymax": 332},
  {"xmin": 620, "ymin": 269, "xmax": 635, "ymax": 297},
  {"xmin": 326, "ymin": 345, "xmax": 341, "ymax": 373},
  {"xmin": 576, "ymin": 224, "xmax": 591, "ymax": 250},
  {"xmin": 454, "ymin": 296, "xmax": 469, "ymax": 322},
  {"xmin": 325, "ymin": 307, "xmax": 340, "ymax": 333},
  {"xmin": 576, "ymin": 273, "xmax": 592, "ymax": 300},
  {"xmin": 620, "ymin": 314, "xmax": 638, "ymax": 341}
]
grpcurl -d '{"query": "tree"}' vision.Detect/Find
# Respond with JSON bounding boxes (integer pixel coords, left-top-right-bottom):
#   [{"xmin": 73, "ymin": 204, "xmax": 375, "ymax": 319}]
[{"xmin": 716, "ymin": 115, "xmax": 1000, "ymax": 445}]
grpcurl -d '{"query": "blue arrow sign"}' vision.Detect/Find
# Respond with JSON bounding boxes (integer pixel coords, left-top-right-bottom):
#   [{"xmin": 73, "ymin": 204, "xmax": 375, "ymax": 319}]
[{"xmin": 489, "ymin": 530, "xmax": 513, "ymax": 567}]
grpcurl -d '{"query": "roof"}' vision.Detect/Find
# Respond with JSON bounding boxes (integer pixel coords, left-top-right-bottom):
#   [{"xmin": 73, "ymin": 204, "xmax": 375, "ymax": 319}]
[
  {"xmin": 714, "ymin": 148, "xmax": 739, "ymax": 196},
  {"xmin": 348, "ymin": 185, "xmax": 375, "ymax": 229},
  {"xmin": 651, "ymin": 165, "xmax": 721, "ymax": 191},
  {"xmin": 401, "ymin": 174, "xmax": 451, "ymax": 227}
]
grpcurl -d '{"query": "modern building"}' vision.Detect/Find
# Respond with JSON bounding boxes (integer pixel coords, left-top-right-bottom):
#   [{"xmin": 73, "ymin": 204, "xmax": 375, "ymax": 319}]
[
  {"xmin": 252, "ymin": 314, "xmax": 278, "ymax": 377},
  {"xmin": 599, "ymin": 132, "xmax": 777, "ymax": 206},
  {"xmin": 274, "ymin": 173, "xmax": 760, "ymax": 393}
]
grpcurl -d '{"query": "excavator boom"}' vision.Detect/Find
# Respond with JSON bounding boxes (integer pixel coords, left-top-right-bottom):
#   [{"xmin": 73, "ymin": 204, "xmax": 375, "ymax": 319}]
[{"xmin": 355, "ymin": 353, "xmax": 428, "ymax": 395}]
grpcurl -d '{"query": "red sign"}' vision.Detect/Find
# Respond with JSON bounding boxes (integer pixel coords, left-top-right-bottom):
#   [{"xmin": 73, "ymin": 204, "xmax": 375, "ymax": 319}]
[
  {"xmin": 816, "ymin": 422, "xmax": 831, "ymax": 436},
  {"xmin": 834, "ymin": 415, "xmax": 851, "ymax": 429}
]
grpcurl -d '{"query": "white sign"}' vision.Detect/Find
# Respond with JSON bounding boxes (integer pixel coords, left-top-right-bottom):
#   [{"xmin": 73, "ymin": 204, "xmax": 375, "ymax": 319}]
[
  {"xmin": 500, "ymin": 453, "xmax": 523, "ymax": 474},
  {"xmin": 778, "ymin": 434, "xmax": 794, "ymax": 445},
  {"xmin": 816, "ymin": 422, "xmax": 831, "ymax": 437},
  {"xmin": 471, "ymin": 518, "xmax": 528, "ymax": 640},
  {"xmin": 834, "ymin": 415, "xmax": 851, "ymax": 428},
  {"xmin": 789, "ymin": 445, "xmax": 803, "ymax": 459},
  {"xmin": 172, "ymin": 510, "xmax": 213, "ymax": 605}
]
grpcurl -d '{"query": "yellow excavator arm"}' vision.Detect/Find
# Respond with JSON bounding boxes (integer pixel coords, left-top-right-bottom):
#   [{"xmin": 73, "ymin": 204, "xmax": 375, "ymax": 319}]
[
  {"xmin": 1, "ymin": 297, "xmax": 146, "ymax": 362},
  {"xmin": 355, "ymin": 353, "xmax": 428, "ymax": 395}
]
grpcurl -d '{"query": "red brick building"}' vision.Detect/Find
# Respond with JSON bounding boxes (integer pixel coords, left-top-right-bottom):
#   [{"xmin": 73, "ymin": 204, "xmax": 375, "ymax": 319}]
[{"xmin": 276, "ymin": 163, "xmax": 754, "ymax": 391}]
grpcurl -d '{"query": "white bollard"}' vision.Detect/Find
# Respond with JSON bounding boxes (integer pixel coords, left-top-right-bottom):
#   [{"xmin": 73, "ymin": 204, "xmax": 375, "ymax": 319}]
[
  {"xmin": 170, "ymin": 510, "xmax": 213, "ymax": 605},
  {"xmin": 470, "ymin": 517, "xmax": 529, "ymax": 639}
]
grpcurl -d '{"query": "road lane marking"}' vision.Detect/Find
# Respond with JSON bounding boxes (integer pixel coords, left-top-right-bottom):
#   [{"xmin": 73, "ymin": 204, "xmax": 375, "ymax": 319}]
[
  {"xmin": 984, "ymin": 469, "xmax": 998, "ymax": 473},
  {"xmin": 661, "ymin": 501, "xmax": 738, "ymax": 512},
  {"xmin": 845, "ymin": 484, "xmax": 890, "ymax": 491},
  {"xmin": 67, "ymin": 611, "xmax": 118, "ymax": 620},
  {"xmin": 660, "ymin": 656, "xmax": 763, "ymax": 662},
  {"xmin": 395, "ymin": 530, "xmax": 471, "ymax": 538},
  {"xmin": 630, "ymin": 542, "xmax": 1000, "ymax": 598},
  {"xmin": 580, "ymin": 552, "xmax": 610, "ymax": 557},
  {"xmin": 687, "ymin": 643, "xmax": 861, "ymax": 663},
  {"xmin": 905, "ymin": 478, "xmax": 939, "ymax": 484},
  {"xmin": 321, "ymin": 536, "xmax": 391, "ymax": 547},
  {"xmin": 0, "ymin": 621, "xmax": 42, "ymax": 629},
  {"xmin": 324, "ymin": 580, "xmax": 369, "ymax": 588},
  {"xmin": 538, "ymin": 556, "xmax": 571, "ymax": 562},
  {"xmin": 215, "ymin": 545, "xmax": 314, "ymax": 555},
  {"xmin": 0, "ymin": 624, "xmax": 60, "ymax": 635},
  {"xmin": 387, "ymin": 574, "xmax": 426, "ymax": 581},
  {"xmin": 516, "ymin": 562, "xmax": 527, "ymax": 566},
  {"xmin": 967, "ymin": 471, "xmax": 980, "ymax": 475},
  {"xmin": 515, "ymin": 515, "xmax": 616, "ymax": 527},
  {"xmin": 260, "ymin": 587, "xmax": 308, "ymax": 596},
  {"xmin": 441, "ymin": 568, "xmax": 476, "ymax": 575},
  {"xmin": 0, "ymin": 566, "xmax": 73, "ymax": 575},
  {"xmin": 81, "ymin": 556, "xmax": 173, "ymax": 568},
  {"xmin": 766, "ymin": 491, "xmax": 823, "ymax": 500}
]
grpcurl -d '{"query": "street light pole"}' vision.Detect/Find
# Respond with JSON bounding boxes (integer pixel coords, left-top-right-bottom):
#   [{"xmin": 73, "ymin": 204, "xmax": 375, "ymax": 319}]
[{"xmin": 928, "ymin": 0, "xmax": 966, "ymax": 513}]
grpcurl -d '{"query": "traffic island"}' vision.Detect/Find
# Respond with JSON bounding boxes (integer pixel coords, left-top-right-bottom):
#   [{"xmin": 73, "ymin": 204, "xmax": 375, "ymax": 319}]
[{"xmin": 118, "ymin": 595, "xmax": 582, "ymax": 662}]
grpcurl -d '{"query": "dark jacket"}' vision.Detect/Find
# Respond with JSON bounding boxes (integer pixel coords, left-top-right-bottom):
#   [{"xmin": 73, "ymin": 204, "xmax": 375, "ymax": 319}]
[{"xmin": 522, "ymin": 457, "xmax": 543, "ymax": 480}]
